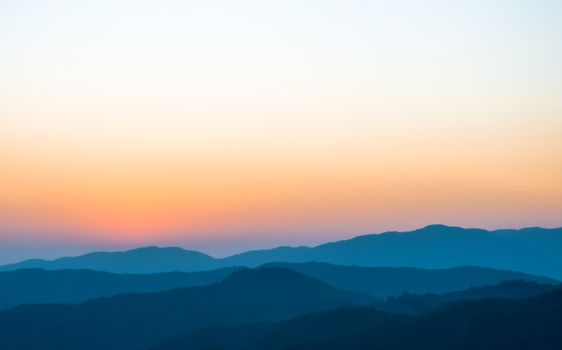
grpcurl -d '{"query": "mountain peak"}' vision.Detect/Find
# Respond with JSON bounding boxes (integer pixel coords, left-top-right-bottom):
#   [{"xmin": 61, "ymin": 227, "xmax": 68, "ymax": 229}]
[
  {"xmin": 126, "ymin": 246, "xmax": 209, "ymax": 256},
  {"xmin": 422, "ymin": 224, "xmax": 451, "ymax": 230},
  {"xmin": 421, "ymin": 224, "xmax": 452, "ymax": 230},
  {"xmin": 221, "ymin": 267, "xmax": 325, "ymax": 288}
]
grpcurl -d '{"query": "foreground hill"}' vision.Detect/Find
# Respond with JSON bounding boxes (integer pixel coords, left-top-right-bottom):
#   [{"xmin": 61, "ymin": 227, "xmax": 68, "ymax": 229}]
[
  {"xmin": 3, "ymin": 225, "xmax": 562, "ymax": 278},
  {"xmin": 152, "ymin": 287, "xmax": 562, "ymax": 350},
  {"xmin": 261, "ymin": 262, "xmax": 555, "ymax": 297},
  {"xmin": 0, "ymin": 267, "xmax": 240, "ymax": 310},
  {"xmin": 374, "ymin": 279, "xmax": 558, "ymax": 314},
  {"xmin": 0, "ymin": 268, "xmax": 373, "ymax": 350}
]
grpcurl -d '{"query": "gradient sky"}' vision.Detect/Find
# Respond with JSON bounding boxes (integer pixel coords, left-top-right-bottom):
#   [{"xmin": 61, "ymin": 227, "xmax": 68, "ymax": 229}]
[{"xmin": 1, "ymin": 0, "xmax": 562, "ymax": 263}]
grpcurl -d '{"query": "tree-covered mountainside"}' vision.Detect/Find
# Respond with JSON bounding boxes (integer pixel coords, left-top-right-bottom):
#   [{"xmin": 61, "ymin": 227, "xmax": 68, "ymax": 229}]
[
  {"xmin": 261, "ymin": 262, "xmax": 555, "ymax": 297},
  {"xmin": 0, "ymin": 263, "xmax": 553, "ymax": 310},
  {"xmin": 0, "ymin": 267, "xmax": 241, "ymax": 310},
  {"xmin": 0, "ymin": 266, "xmax": 559, "ymax": 350},
  {"xmin": 152, "ymin": 287, "xmax": 562, "ymax": 350},
  {"xmin": 0, "ymin": 268, "xmax": 373, "ymax": 350},
  {"xmin": 373, "ymin": 279, "xmax": 558, "ymax": 314}
]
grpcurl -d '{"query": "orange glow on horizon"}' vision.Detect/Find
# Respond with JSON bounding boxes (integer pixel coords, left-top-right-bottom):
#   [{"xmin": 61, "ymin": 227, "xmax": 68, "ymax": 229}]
[{"xmin": 1, "ymin": 0, "xmax": 562, "ymax": 248}]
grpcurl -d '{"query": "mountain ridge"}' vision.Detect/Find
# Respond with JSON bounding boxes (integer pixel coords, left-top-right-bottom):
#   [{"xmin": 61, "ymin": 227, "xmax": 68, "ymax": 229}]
[
  {"xmin": 259, "ymin": 262, "xmax": 556, "ymax": 296},
  {"xmin": 3, "ymin": 225, "xmax": 562, "ymax": 278},
  {"xmin": 0, "ymin": 267, "xmax": 373, "ymax": 350},
  {"xmin": 150, "ymin": 287, "xmax": 562, "ymax": 350},
  {"xmin": 0, "ymin": 267, "xmax": 242, "ymax": 310},
  {"xmin": 0, "ymin": 263, "xmax": 554, "ymax": 310}
]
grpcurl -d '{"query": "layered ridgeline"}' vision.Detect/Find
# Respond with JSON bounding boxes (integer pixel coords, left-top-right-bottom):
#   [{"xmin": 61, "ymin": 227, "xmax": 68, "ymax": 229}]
[
  {"xmin": 0, "ymin": 267, "xmax": 559, "ymax": 350},
  {"xmin": 0, "ymin": 247, "xmax": 220, "ymax": 273},
  {"xmin": 151, "ymin": 288, "xmax": 562, "ymax": 350},
  {"xmin": 0, "ymin": 267, "xmax": 241, "ymax": 310},
  {"xmin": 0, "ymin": 268, "xmax": 373, "ymax": 350},
  {"xmin": 259, "ymin": 263, "xmax": 556, "ymax": 297},
  {"xmin": 0, "ymin": 267, "xmax": 558, "ymax": 350},
  {"xmin": 372, "ymin": 279, "xmax": 559, "ymax": 315},
  {"xmin": 0, "ymin": 263, "xmax": 554, "ymax": 310},
  {"xmin": 2, "ymin": 225, "xmax": 562, "ymax": 278},
  {"xmin": 0, "ymin": 225, "xmax": 562, "ymax": 279}
]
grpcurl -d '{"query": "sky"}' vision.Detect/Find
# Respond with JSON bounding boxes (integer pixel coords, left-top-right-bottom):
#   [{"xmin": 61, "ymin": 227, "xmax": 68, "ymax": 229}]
[{"xmin": 1, "ymin": 0, "xmax": 562, "ymax": 263}]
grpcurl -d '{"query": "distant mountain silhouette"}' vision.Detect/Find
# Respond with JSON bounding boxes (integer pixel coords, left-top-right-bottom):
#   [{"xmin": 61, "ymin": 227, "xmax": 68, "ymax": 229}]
[
  {"xmin": 0, "ymin": 246, "xmax": 219, "ymax": 273},
  {"xmin": 260, "ymin": 262, "xmax": 555, "ymax": 297},
  {"xmin": 373, "ymin": 279, "xmax": 558, "ymax": 314},
  {"xmin": 151, "ymin": 287, "xmax": 562, "ymax": 350},
  {"xmin": 225, "ymin": 225, "xmax": 562, "ymax": 279},
  {"xmin": 3, "ymin": 225, "xmax": 562, "ymax": 278},
  {"xmin": 0, "ymin": 267, "xmax": 240, "ymax": 310},
  {"xmin": 0, "ymin": 268, "xmax": 373, "ymax": 350}
]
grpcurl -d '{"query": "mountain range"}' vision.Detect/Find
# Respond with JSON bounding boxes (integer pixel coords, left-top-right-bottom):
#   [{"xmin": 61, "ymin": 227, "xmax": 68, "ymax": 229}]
[
  {"xmin": 2, "ymin": 223, "xmax": 562, "ymax": 350},
  {"xmin": 0, "ymin": 268, "xmax": 372, "ymax": 350},
  {"xmin": 373, "ymin": 279, "xmax": 558, "ymax": 314},
  {"xmin": 3, "ymin": 225, "xmax": 562, "ymax": 278},
  {"xmin": 0, "ymin": 266, "xmax": 559, "ymax": 350},
  {"xmin": 0, "ymin": 263, "xmax": 553, "ymax": 310},
  {"xmin": 260, "ymin": 262, "xmax": 555, "ymax": 297},
  {"xmin": 151, "ymin": 287, "xmax": 562, "ymax": 350},
  {"xmin": 0, "ymin": 267, "xmax": 240, "ymax": 310}
]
